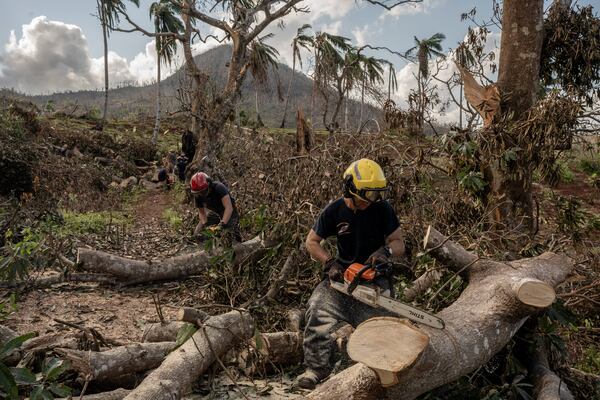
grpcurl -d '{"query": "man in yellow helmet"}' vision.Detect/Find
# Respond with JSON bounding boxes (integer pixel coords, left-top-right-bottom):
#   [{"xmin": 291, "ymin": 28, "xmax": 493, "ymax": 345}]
[{"xmin": 295, "ymin": 158, "xmax": 406, "ymax": 390}]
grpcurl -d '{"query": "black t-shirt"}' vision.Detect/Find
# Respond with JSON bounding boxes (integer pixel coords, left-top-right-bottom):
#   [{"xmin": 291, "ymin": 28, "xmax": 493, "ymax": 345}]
[
  {"xmin": 194, "ymin": 182, "xmax": 236, "ymax": 217},
  {"xmin": 313, "ymin": 198, "xmax": 400, "ymax": 266}
]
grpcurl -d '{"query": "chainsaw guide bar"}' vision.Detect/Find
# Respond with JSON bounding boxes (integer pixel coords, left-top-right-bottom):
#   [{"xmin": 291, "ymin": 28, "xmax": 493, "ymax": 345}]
[{"xmin": 330, "ymin": 281, "xmax": 445, "ymax": 329}]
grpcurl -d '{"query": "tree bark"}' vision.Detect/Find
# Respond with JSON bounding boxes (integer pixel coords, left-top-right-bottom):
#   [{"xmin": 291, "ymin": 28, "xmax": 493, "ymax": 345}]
[
  {"xmin": 308, "ymin": 226, "xmax": 574, "ymax": 400},
  {"xmin": 490, "ymin": 0, "xmax": 544, "ymax": 233},
  {"xmin": 152, "ymin": 38, "xmax": 161, "ymax": 145},
  {"xmin": 529, "ymin": 341, "xmax": 574, "ymax": 400},
  {"xmin": 99, "ymin": 0, "xmax": 109, "ymax": 128},
  {"xmin": 177, "ymin": 307, "xmax": 210, "ymax": 325},
  {"xmin": 280, "ymin": 54, "xmax": 297, "ymax": 128},
  {"xmin": 123, "ymin": 310, "xmax": 254, "ymax": 400},
  {"xmin": 76, "ymin": 236, "xmax": 269, "ymax": 285},
  {"xmin": 237, "ymin": 331, "xmax": 303, "ymax": 375},
  {"xmin": 57, "ymin": 388, "xmax": 131, "ymax": 400},
  {"xmin": 142, "ymin": 322, "xmax": 187, "ymax": 343},
  {"xmin": 56, "ymin": 342, "xmax": 176, "ymax": 382}
]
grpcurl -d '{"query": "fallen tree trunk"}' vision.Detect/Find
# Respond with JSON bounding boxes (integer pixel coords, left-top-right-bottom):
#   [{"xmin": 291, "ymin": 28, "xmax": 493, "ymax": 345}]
[
  {"xmin": 177, "ymin": 307, "xmax": 210, "ymax": 325},
  {"xmin": 308, "ymin": 226, "xmax": 574, "ymax": 400},
  {"xmin": 123, "ymin": 310, "xmax": 254, "ymax": 400},
  {"xmin": 57, "ymin": 342, "xmax": 176, "ymax": 382},
  {"xmin": 77, "ymin": 236, "xmax": 269, "ymax": 285},
  {"xmin": 142, "ymin": 322, "xmax": 186, "ymax": 343}
]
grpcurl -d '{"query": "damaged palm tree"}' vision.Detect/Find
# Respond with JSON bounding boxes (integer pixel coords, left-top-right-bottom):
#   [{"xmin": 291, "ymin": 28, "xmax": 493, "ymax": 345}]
[
  {"xmin": 113, "ymin": 0, "xmax": 307, "ymax": 172},
  {"xmin": 307, "ymin": 226, "xmax": 574, "ymax": 400}
]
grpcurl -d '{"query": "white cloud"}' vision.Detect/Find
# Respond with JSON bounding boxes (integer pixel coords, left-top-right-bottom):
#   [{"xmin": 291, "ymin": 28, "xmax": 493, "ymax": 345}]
[
  {"xmin": 0, "ymin": 16, "xmax": 100, "ymax": 93},
  {"xmin": 352, "ymin": 24, "xmax": 371, "ymax": 47},
  {"xmin": 379, "ymin": 0, "xmax": 446, "ymax": 21}
]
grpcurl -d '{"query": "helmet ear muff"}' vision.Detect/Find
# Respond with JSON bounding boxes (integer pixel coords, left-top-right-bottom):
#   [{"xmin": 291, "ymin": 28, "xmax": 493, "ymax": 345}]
[{"xmin": 343, "ymin": 175, "xmax": 354, "ymax": 198}]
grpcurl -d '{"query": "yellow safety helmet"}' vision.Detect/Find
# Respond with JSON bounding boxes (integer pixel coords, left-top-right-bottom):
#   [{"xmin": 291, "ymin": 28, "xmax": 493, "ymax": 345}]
[{"xmin": 343, "ymin": 159, "xmax": 388, "ymax": 202}]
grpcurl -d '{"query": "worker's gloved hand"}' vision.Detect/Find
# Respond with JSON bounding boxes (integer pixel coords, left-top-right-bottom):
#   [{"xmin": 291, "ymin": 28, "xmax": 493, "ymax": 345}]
[
  {"xmin": 367, "ymin": 246, "xmax": 391, "ymax": 265},
  {"xmin": 326, "ymin": 258, "xmax": 345, "ymax": 282}
]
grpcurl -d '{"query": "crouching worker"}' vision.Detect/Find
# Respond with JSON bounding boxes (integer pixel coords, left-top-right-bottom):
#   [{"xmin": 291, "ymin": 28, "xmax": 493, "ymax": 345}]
[
  {"xmin": 295, "ymin": 158, "xmax": 406, "ymax": 390},
  {"xmin": 190, "ymin": 172, "xmax": 242, "ymax": 243}
]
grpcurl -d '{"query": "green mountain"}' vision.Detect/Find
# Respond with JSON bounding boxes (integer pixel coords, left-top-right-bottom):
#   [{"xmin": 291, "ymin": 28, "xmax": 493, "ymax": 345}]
[{"xmin": 14, "ymin": 45, "xmax": 381, "ymax": 129}]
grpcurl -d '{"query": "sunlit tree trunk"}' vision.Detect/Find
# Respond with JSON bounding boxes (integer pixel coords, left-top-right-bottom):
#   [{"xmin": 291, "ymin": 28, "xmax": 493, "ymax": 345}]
[
  {"xmin": 99, "ymin": 0, "xmax": 109, "ymax": 128},
  {"xmin": 489, "ymin": 0, "xmax": 544, "ymax": 234},
  {"xmin": 152, "ymin": 41, "xmax": 161, "ymax": 145},
  {"xmin": 280, "ymin": 53, "xmax": 296, "ymax": 128}
]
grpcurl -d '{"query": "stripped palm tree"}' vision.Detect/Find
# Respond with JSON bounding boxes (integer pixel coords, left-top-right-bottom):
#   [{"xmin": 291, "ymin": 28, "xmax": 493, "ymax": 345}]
[
  {"xmin": 310, "ymin": 32, "xmax": 352, "ymax": 133},
  {"xmin": 150, "ymin": 0, "xmax": 183, "ymax": 144},
  {"xmin": 96, "ymin": 0, "xmax": 140, "ymax": 129},
  {"xmin": 248, "ymin": 35, "xmax": 280, "ymax": 127},
  {"xmin": 356, "ymin": 55, "xmax": 385, "ymax": 133},
  {"xmin": 405, "ymin": 32, "xmax": 445, "ymax": 131},
  {"xmin": 280, "ymin": 24, "xmax": 313, "ymax": 129}
]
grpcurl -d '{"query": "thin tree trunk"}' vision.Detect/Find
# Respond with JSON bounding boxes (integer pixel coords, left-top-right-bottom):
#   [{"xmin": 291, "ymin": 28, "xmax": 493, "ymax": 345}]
[
  {"xmin": 152, "ymin": 43, "xmax": 161, "ymax": 145},
  {"xmin": 358, "ymin": 74, "xmax": 365, "ymax": 133},
  {"xmin": 344, "ymin": 94, "xmax": 348, "ymax": 133},
  {"xmin": 99, "ymin": 0, "xmax": 109, "ymax": 128},
  {"xmin": 280, "ymin": 54, "xmax": 296, "ymax": 129},
  {"xmin": 387, "ymin": 64, "xmax": 392, "ymax": 101},
  {"xmin": 459, "ymin": 81, "xmax": 463, "ymax": 129},
  {"xmin": 310, "ymin": 50, "xmax": 319, "ymax": 132}
]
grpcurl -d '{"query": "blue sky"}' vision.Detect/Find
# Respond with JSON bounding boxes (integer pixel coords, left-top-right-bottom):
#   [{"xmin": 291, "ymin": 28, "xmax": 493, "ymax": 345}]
[{"xmin": 0, "ymin": 0, "xmax": 598, "ymax": 122}]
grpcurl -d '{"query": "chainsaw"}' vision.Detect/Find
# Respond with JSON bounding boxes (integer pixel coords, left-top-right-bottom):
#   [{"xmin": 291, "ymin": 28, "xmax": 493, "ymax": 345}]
[{"xmin": 329, "ymin": 262, "xmax": 445, "ymax": 330}]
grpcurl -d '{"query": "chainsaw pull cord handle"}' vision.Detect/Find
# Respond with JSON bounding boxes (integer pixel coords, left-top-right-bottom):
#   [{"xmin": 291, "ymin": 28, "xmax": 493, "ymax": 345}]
[{"xmin": 347, "ymin": 263, "xmax": 375, "ymax": 295}]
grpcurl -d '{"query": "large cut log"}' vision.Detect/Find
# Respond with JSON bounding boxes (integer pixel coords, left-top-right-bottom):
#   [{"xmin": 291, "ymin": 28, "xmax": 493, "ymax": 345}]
[
  {"xmin": 123, "ymin": 310, "xmax": 254, "ymax": 400},
  {"xmin": 237, "ymin": 331, "xmax": 303, "ymax": 375},
  {"xmin": 308, "ymin": 226, "xmax": 574, "ymax": 400},
  {"xmin": 56, "ymin": 342, "xmax": 176, "ymax": 382},
  {"xmin": 77, "ymin": 236, "xmax": 270, "ymax": 285},
  {"xmin": 177, "ymin": 307, "xmax": 210, "ymax": 325},
  {"xmin": 142, "ymin": 322, "xmax": 187, "ymax": 343},
  {"xmin": 58, "ymin": 388, "xmax": 131, "ymax": 400}
]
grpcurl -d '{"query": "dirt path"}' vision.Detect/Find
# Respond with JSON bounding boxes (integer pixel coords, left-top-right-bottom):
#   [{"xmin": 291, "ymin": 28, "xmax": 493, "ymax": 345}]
[{"xmin": 5, "ymin": 188, "xmax": 186, "ymax": 342}]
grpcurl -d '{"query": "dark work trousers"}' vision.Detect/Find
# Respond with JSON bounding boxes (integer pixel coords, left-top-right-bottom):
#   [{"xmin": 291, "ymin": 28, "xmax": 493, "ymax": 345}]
[{"xmin": 302, "ymin": 279, "xmax": 393, "ymax": 375}]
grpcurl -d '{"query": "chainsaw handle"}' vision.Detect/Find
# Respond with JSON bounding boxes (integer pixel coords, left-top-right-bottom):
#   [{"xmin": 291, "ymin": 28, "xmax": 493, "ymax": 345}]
[{"xmin": 347, "ymin": 264, "xmax": 373, "ymax": 295}]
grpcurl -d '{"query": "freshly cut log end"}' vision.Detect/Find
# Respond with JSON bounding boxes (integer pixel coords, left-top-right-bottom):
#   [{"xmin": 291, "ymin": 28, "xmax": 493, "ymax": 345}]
[
  {"xmin": 347, "ymin": 317, "xmax": 429, "ymax": 387},
  {"xmin": 177, "ymin": 307, "xmax": 209, "ymax": 325},
  {"xmin": 514, "ymin": 279, "xmax": 556, "ymax": 308}
]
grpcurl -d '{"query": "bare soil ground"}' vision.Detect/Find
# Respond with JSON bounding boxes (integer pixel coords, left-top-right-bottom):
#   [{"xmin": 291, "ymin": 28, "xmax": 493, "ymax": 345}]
[{"xmin": 5, "ymin": 189, "xmax": 182, "ymax": 342}]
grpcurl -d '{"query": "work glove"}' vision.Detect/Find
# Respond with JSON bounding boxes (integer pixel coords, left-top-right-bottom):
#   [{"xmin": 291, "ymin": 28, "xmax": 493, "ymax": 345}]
[
  {"xmin": 326, "ymin": 258, "xmax": 345, "ymax": 282},
  {"xmin": 367, "ymin": 246, "xmax": 391, "ymax": 265}
]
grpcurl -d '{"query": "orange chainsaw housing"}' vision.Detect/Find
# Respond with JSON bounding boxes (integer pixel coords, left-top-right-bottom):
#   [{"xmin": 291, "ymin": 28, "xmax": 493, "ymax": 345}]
[{"xmin": 344, "ymin": 263, "xmax": 376, "ymax": 284}]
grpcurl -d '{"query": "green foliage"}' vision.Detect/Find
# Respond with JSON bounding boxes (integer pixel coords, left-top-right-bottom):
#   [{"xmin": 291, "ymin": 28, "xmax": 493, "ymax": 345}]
[
  {"xmin": 578, "ymin": 346, "xmax": 600, "ymax": 374},
  {"xmin": 175, "ymin": 323, "xmax": 197, "ymax": 347},
  {"xmin": 578, "ymin": 156, "xmax": 600, "ymax": 176},
  {"xmin": 557, "ymin": 160, "xmax": 574, "ymax": 183},
  {"xmin": 60, "ymin": 210, "xmax": 130, "ymax": 236},
  {"xmin": 458, "ymin": 171, "xmax": 487, "ymax": 195},
  {"xmin": 587, "ymin": 173, "xmax": 600, "ymax": 189},
  {"xmin": 240, "ymin": 205, "xmax": 269, "ymax": 233},
  {"xmin": 0, "ymin": 227, "xmax": 46, "ymax": 283},
  {"xmin": 0, "ymin": 294, "xmax": 17, "ymax": 321},
  {"xmin": 554, "ymin": 196, "xmax": 585, "ymax": 239},
  {"xmin": 0, "ymin": 110, "xmax": 27, "ymax": 141},
  {"xmin": 163, "ymin": 208, "xmax": 182, "ymax": 230}
]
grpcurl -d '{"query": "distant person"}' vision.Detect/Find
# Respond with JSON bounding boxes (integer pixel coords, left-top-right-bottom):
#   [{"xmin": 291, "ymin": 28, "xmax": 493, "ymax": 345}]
[
  {"xmin": 157, "ymin": 167, "xmax": 174, "ymax": 190},
  {"xmin": 182, "ymin": 130, "xmax": 197, "ymax": 162},
  {"xmin": 176, "ymin": 155, "xmax": 188, "ymax": 182},
  {"xmin": 190, "ymin": 172, "xmax": 241, "ymax": 243}
]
